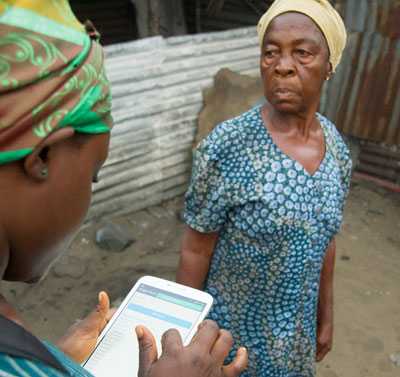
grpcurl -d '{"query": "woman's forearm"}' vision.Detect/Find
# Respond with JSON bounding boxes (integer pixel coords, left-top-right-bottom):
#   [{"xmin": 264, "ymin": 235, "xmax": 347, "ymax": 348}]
[
  {"xmin": 176, "ymin": 249, "xmax": 212, "ymax": 289},
  {"xmin": 176, "ymin": 226, "xmax": 218, "ymax": 289},
  {"xmin": 318, "ymin": 239, "xmax": 336, "ymax": 322}
]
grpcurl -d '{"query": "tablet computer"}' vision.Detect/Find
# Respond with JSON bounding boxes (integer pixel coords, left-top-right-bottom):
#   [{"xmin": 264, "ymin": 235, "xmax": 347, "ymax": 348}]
[{"xmin": 83, "ymin": 275, "xmax": 213, "ymax": 377}]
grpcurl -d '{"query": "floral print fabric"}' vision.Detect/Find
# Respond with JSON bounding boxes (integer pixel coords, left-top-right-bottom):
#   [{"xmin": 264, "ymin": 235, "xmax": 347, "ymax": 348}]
[{"xmin": 184, "ymin": 105, "xmax": 351, "ymax": 377}]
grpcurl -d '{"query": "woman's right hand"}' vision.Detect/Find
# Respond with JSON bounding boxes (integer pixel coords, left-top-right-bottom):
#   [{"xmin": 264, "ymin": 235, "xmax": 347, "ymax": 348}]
[{"xmin": 136, "ymin": 320, "xmax": 247, "ymax": 377}]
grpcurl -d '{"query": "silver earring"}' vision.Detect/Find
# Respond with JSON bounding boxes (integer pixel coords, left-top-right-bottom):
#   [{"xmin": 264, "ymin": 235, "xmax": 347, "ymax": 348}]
[{"xmin": 41, "ymin": 167, "xmax": 48, "ymax": 177}]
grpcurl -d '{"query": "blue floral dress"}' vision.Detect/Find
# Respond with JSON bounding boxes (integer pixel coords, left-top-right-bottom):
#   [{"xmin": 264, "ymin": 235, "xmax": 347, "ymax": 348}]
[{"xmin": 183, "ymin": 105, "xmax": 352, "ymax": 377}]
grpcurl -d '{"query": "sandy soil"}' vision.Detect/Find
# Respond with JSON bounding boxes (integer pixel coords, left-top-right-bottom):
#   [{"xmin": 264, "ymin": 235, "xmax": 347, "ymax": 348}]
[{"xmin": 2, "ymin": 177, "xmax": 400, "ymax": 377}]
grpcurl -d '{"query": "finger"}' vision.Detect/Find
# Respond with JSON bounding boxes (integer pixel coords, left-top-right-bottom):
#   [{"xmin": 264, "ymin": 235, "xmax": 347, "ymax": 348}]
[
  {"xmin": 161, "ymin": 328, "xmax": 183, "ymax": 357},
  {"xmin": 106, "ymin": 307, "xmax": 117, "ymax": 322},
  {"xmin": 223, "ymin": 347, "xmax": 248, "ymax": 377},
  {"xmin": 190, "ymin": 320, "xmax": 220, "ymax": 352},
  {"xmin": 74, "ymin": 292, "xmax": 110, "ymax": 334},
  {"xmin": 316, "ymin": 344, "xmax": 330, "ymax": 362},
  {"xmin": 97, "ymin": 291, "xmax": 110, "ymax": 317},
  {"xmin": 210, "ymin": 330, "xmax": 233, "ymax": 365},
  {"xmin": 136, "ymin": 326, "xmax": 158, "ymax": 377},
  {"xmin": 89, "ymin": 291, "xmax": 111, "ymax": 331}
]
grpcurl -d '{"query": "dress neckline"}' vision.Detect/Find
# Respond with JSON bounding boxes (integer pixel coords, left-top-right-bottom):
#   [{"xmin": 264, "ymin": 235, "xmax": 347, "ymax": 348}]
[{"xmin": 256, "ymin": 105, "xmax": 329, "ymax": 178}]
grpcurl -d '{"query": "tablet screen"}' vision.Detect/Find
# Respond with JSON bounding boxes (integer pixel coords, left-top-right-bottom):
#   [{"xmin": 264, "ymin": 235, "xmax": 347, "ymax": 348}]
[{"xmin": 84, "ymin": 283, "xmax": 208, "ymax": 376}]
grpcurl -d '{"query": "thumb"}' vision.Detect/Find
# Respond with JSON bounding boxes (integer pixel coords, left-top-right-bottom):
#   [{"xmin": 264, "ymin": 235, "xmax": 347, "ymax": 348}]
[
  {"xmin": 223, "ymin": 347, "xmax": 248, "ymax": 377},
  {"xmin": 97, "ymin": 291, "xmax": 110, "ymax": 317},
  {"xmin": 136, "ymin": 326, "xmax": 158, "ymax": 377},
  {"xmin": 87, "ymin": 291, "xmax": 110, "ymax": 332},
  {"xmin": 72, "ymin": 291, "xmax": 111, "ymax": 335}
]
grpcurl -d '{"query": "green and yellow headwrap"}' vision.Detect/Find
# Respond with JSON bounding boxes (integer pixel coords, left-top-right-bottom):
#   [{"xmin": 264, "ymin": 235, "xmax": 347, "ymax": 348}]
[{"xmin": 0, "ymin": 0, "xmax": 113, "ymax": 165}]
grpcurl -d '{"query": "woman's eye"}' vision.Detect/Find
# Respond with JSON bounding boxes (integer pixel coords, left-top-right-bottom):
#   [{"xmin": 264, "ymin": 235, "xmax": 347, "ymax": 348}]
[
  {"xmin": 296, "ymin": 49, "xmax": 311, "ymax": 57},
  {"xmin": 264, "ymin": 50, "xmax": 277, "ymax": 58}
]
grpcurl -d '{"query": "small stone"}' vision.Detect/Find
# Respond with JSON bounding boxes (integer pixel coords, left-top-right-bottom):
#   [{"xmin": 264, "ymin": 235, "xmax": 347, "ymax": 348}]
[
  {"xmin": 177, "ymin": 210, "xmax": 185, "ymax": 222},
  {"xmin": 340, "ymin": 255, "xmax": 351, "ymax": 261},
  {"xmin": 389, "ymin": 353, "xmax": 400, "ymax": 367},
  {"xmin": 81, "ymin": 237, "xmax": 89, "ymax": 245},
  {"xmin": 95, "ymin": 222, "xmax": 135, "ymax": 252},
  {"xmin": 53, "ymin": 256, "xmax": 87, "ymax": 279}
]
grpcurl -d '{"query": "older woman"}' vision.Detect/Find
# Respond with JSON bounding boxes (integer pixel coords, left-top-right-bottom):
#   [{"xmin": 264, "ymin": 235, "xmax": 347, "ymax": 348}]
[
  {"xmin": 0, "ymin": 1, "xmax": 247, "ymax": 376},
  {"xmin": 177, "ymin": 0, "xmax": 351, "ymax": 376}
]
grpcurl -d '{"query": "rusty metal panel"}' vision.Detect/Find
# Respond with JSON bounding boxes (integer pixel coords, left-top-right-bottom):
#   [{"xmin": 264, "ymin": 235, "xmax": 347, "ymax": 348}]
[
  {"xmin": 322, "ymin": 31, "xmax": 400, "ymax": 145},
  {"xmin": 357, "ymin": 143, "xmax": 400, "ymax": 183},
  {"xmin": 332, "ymin": 0, "xmax": 400, "ymax": 37},
  {"xmin": 182, "ymin": 0, "xmax": 400, "ymax": 146},
  {"xmin": 319, "ymin": 0, "xmax": 400, "ymax": 146}
]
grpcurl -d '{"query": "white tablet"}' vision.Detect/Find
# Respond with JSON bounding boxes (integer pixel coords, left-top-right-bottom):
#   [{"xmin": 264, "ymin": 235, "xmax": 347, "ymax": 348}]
[{"xmin": 83, "ymin": 275, "xmax": 213, "ymax": 377}]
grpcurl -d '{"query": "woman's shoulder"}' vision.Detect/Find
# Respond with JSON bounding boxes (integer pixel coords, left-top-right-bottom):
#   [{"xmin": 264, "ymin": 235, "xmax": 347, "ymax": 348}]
[
  {"xmin": 198, "ymin": 105, "xmax": 262, "ymax": 158},
  {"xmin": 317, "ymin": 113, "xmax": 340, "ymax": 137},
  {"xmin": 317, "ymin": 113, "xmax": 353, "ymax": 178},
  {"xmin": 317, "ymin": 113, "xmax": 350, "ymax": 155}
]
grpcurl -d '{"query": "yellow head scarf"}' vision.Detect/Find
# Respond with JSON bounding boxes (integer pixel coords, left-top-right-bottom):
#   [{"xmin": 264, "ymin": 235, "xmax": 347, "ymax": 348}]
[{"xmin": 257, "ymin": 0, "xmax": 347, "ymax": 72}]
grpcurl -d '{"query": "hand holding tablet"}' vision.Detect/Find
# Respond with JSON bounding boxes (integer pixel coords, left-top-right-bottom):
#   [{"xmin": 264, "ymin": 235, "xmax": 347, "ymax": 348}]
[
  {"xmin": 83, "ymin": 276, "xmax": 247, "ymax": 376},
  {"xmin": 136, "ymin": 320, "xmax": 248, "ymax": 377}
]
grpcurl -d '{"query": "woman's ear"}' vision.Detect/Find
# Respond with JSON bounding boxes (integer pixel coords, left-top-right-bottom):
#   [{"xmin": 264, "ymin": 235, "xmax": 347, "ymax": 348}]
[
  {"xmin": 23, "ymin": 127, "xmax": 75, "ymax": 181},
  {"xmin": 326, "ymin": 62, "xmax": 333, "ymax": 81}
]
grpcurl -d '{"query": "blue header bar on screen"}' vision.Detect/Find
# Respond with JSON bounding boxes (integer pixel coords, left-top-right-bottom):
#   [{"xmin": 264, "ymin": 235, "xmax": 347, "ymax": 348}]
[
  {"xmin": 128, "ymin": 303, "xmax": 192, "ymax": 329},
  {"xmin": 137, "ymin": 284, "xmax": 206, "ymax": 312}
]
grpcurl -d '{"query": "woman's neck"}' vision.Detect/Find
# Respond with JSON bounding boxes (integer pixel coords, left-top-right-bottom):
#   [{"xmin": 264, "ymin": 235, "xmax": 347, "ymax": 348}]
[
  {"xmin": 263, "ymin": 102, "xmax": 319, "ymax": 140},
  {"xmin": 0, "ymin": 228, "xmax": 25, "ymax": 327}
]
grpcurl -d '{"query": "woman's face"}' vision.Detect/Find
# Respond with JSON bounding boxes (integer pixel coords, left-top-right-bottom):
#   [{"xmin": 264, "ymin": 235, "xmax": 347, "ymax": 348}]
[
  {"xmin": 3, "ymin": 133, "xmax": 110, "ymax": 283},
  {"xmin": 260, "ymin": 12, "xmax": 331, "ymax": 114}
]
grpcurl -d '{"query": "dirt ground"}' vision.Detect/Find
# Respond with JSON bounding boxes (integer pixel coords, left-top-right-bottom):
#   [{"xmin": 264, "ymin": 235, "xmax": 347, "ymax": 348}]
[{"xmin": 2, "ymin": 177, "xmax": 400, "ymax": 377}]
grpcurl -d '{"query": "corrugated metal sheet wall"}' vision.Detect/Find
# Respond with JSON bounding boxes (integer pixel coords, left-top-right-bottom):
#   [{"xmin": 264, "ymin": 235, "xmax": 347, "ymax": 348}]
[
  {"xmin": 89, "ymin": 28, "xmax": 260, "ymax": 221},
  {"xmin": 90, "ymin": 0, "xmax": 400, "ymax": 220}
]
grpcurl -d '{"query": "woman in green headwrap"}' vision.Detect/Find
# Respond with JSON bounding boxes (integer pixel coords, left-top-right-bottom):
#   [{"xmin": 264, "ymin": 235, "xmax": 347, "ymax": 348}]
[{"xmin": 0, "ymin": 1, "xmax": 247, "ymax": 376}]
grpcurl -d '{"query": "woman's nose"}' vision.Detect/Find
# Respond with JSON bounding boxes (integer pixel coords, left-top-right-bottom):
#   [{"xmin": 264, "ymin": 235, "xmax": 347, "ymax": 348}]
[{"xmin": 274, "ymin": 55, "xmax": 295, "ymax": 77}]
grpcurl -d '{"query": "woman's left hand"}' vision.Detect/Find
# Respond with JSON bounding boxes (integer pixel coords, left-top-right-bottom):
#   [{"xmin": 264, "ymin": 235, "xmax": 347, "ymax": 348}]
[
  {"xmin": 57, "ymin": 291, "xmax": 116, "ymax": 363},
  {"xmin": 316, "ymin": 319, "xmax": 333, "ymax": 362}
]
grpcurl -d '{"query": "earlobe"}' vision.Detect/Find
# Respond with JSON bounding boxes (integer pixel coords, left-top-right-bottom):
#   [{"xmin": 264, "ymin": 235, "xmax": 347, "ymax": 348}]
[
  {"xmin": 23, "ymin": 152, "xmax": 47, "ymax": 181},
  {"xmin": 23, "ymin": 127, "xmax": 75, "ymax": 181},
  {"xmin": 326, "ymin": 62, "xmax": 333, "ymax": 80}
]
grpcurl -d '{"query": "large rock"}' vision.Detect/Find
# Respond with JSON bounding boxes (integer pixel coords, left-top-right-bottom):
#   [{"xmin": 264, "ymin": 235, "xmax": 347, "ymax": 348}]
[{"xmin": 194, "ymin": 68, "xmax": 264, "ymax": 146}]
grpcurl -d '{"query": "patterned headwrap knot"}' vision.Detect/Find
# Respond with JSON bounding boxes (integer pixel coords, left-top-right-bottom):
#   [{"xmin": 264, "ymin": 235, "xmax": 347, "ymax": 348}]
[
  {"xmin": 257, "ymin": 0, "xmax": 347, "ymax": 72},
  {"xmin": 0, "ymin": 0, "xmax": 113, "ymax": 165}
]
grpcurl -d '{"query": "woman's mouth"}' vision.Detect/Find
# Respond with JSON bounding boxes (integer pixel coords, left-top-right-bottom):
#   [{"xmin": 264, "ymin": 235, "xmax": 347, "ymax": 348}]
[{"xmin": 274, "ymin": 88, "xmax": 297, "ymax": 100}]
